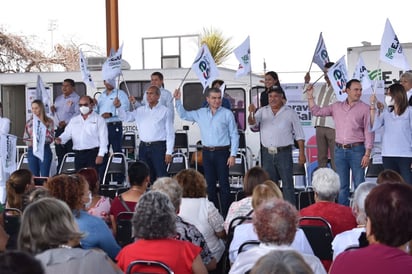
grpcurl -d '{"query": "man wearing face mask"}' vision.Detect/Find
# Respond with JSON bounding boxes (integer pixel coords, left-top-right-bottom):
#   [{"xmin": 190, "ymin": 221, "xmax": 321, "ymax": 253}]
[{"xmin": 55, "ymin": 96, "xmax": 108, "ymax": 175}]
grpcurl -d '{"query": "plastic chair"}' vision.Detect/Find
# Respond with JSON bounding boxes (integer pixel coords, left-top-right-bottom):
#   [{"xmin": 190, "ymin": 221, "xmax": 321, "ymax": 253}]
[
  {"xmin": 166, "ymin": 152, "xmax": 188, "ymax": 176},
  {"xmin": 102, "ymin": 152, "xmax": 128, "ymax": 185},
  {"xmin": 126, "ymin": 260, "xmax": 174, "ymax": 274},
  {"xmin": 122, "ymin": 131, "xmax": 137, "ymax": 160},
  {"xmin": 58, "ymin": 152, "xmax": 76, "ymax": 174},
  {"xmin": 298, "ymin": 216, "xmax": 334, "ymax": 261},
  {"xmin": 116, "ymin": 211, "xmax": 134, "ymax": 247}
]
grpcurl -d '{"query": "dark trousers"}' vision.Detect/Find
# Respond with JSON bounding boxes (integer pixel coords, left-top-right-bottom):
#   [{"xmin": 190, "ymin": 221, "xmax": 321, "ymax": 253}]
[
  {"xmin": 383, "ymin": 156, "xmax": 412, "ymax": 184},
  {"xmin": 74, "ymin": 148, "xmax": 100, "ymax": 176},
  {"xmin": 202, "ymin": 149, "xmax": 230, "ymax": 217},
  {"xmin": 55, "ymin": 127, "xmax": 73, "ymax": 173},
  {"xmin": 138, "ymin": 141, "xmax": 168, "ymax": 183}
]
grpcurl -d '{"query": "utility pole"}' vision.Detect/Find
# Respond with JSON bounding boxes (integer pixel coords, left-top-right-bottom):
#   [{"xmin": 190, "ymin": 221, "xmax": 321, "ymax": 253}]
[{"xmin": 106, "ymin": 0, "xmax": 119, "ymax": 55}]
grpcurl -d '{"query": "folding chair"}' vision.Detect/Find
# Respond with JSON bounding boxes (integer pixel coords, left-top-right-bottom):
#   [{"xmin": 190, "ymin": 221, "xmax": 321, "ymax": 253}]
[
  {"xmin": 298, "ymin": 216, "xmax": 334, "ymax": 261},
  {"xmin": 99, "ymin": 185, "xmax": 119, "ymax": 199},
  {"xmin": 122, "ymin": 131, "xmax": 137, "ymax": 161},
  {"xmin": 174, "ymin": 128, "xmax": 189, "ymax": 156},
  {"xmin": 102, "ymin": 152, "xmax": 128, "ymax": 186},
  {"xmin": 116, "ymin": 212, "xmax": 134, "ymax": 247},
  {"xmin": 297, "ymin": 186, "xmax": 315, "ymax": 210},
  {"xmin": 166, "ymin": 152, "xmax": 188, "ymax": 176},
  {"xmin": 58, "ymin": 152, "xmax": 76, "ymax": 174},
  {"xmin": 229, "ymin": 152, "xmax": 247, "ymax": 187},
  {"xmin": 238, "ymin": 240, "xmax": 260, "ymax": 254},
  {"xmin": 17, "ymin": 152, "xmax": 29, "ymax": 170},
  {"xmin": 126, "ymin": 260, "xmax": 174, "ymax": 274},
  {"xmin": 365, "ymin": 153, "xmax": 384, "ymax": 178}
]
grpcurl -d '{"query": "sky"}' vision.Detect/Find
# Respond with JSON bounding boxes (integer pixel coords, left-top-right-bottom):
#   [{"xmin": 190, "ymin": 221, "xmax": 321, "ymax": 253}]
[{"xmin": 1, "ymin": 0, "xmax": 412, "ymax": 83}]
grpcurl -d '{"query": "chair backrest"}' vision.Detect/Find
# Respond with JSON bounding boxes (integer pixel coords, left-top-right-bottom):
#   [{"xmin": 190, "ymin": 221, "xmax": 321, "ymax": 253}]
[
  {"xmin": 174, "ymin": 131, "xmax": 189, "ymax": 154},
  {"xmin": 116, "ymin": 211, "xmax": 135, "ymax": 247},
  {"xmin": 297, "ymin": 187, "xmax": 315, "ymax": 210},
  {"xmin": 17, "ymin": 152, "xmax": 29, "ymax": 170},
  {"xmin": 99, "ymin": 185, "xmax": 119, "ymax": 199},
  {"xmin": 166, "ymin": 152, "xmax": 188, "ymax": 176},
  {"xmin": 4, "ymin": 208, "xmax": 22, "ymax": 250},
  {"xmin": 365, "ymin": 156, "xmax": 384, "ymax": 178},
  {"xmin": 58, "ymin": 152, "xmax": 76, "ymax": 174},
  {"xmin": 298, "ymin": 216, "xmax": 334, "ymax": 261},
  {"xmin": 238, "ymin": 240, "xmax": 260, "ymax": 254},
  {"xmin": 122, "ymin": 131, "xmax": 136, "ymax": 149},
  {"xmin": 126, "ymin": 260, "xmax": 174, "ymax": 274},
  {"xmin": 102, "ymin": 152, "xmax": 128, "ymax": 185}
]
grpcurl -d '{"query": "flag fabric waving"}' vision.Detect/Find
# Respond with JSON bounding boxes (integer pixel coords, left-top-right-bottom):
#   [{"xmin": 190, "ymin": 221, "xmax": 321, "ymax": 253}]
[
  {"xmin": 0, "ymin": 134, "xmax": 17, "ymax": 174},
  {"xmin": 312, "ymin": 32, "xmax": 330, "ymax": 71},
  {"xmin": 191, "ymin": 44, "xmax": 219, "ymax": 91},
  {"xmin": 234, "ymin": 36, "xmax": 251, "ymax": 78},
  {"xmin": 352, "ymin": 56, "xmax": 372, "ymax": 91},
  {"xmin": 79, "ymin": 50, "xmax": 96, "ymax": 89},
  {"xmin": 380, "ymin": 18, "xmax": 411, "ymax": 71},
  {"xmin": 36, "ymin": 75, "xmax": 51, "ymax": 113},
  {"xmin": 102, "ymin": 43, "xmax": 124, "ymax": 81},
  {"xmin": 32, "ymin": 114, "xmax": 46, "ymax": 162},
  {"xmin": 327, "ymin": 55, "xmax": 349, "ymax": 98}
]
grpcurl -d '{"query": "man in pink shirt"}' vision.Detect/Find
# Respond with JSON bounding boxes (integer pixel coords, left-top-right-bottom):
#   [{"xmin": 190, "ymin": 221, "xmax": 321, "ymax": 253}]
[{"xmin": 306, "ymin": 79, "xmax": 374, "ymax": 205}]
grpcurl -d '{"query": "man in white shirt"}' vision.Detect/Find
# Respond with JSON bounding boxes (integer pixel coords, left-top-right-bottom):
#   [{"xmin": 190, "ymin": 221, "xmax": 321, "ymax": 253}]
[
  {"xmin": 55, "ymin": 95, "xmax": 108, "ymax": 174},
  {"xmin": 116, "ymin": 85, "xmax": 174, "ymax": 183}
]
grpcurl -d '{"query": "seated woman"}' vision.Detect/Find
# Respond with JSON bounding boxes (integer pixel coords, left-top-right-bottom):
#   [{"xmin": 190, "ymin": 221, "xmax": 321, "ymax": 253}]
[
  {"xmin": 332, "ymin": 182, "xmax": 377, "ymax": 259},
  {"xmin": 6, "ymin": 169, "xmax": 35, "ymax": 212},
  {"xmin": 116, "ymin": 191, "xmax": 207, "ymax": 274},
  {"xmin": 229, "ymin": 199, "xmax": 326, "ymax": 274},
  {"xmin": 250, "ymin": 250, "xmax": 314, "ymax": 274},
  {"xmin": 224, "ymin": 166, "xmax": 269, "ymax": 232},
  {"xmin": 330, "ymin": 183, "xmax": 412, "ymax": 273},
  {"xmin": 18, "ymin": 197, "xmax": 122, "ymax": 274},
  {"xmin": 229, "ymin": 181, "xmax": 313, "ymax": 263},
  {"xmin": 78, "ymin": 167, "xmax": 111, "ymax": 224},
  {"xmin": 45, "ymin": 174, "xmax": 120, "ymax": 260},
  {"xmin": 109, "ymin": 161, "xmax": 150, "ymax": 235},
  {"xmin": 175, "ymin": 169, "xmax": 226, "ymax": 263}
]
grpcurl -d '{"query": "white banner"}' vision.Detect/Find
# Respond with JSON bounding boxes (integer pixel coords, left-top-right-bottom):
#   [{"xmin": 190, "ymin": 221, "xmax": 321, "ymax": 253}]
[
  {"xmin": 352, "ymin": 56, "xmax": 373, "ymax": 91},
  {"xmin": 234, "ymin": 36, "xmax": 251, "ymax": 78},
  {"xmin": 32, "ymin": 114, "xmax": 46, "ymax": 162},
  {"xmin": 191, "ymin": 44, "xmax": 219, "ymax": 90},
  {"xmin": 312, "ymin": 32, "xmax": 330, "ymax": 71},
  {"xmin": 327, "ymin": 55, "xmax": 349, "ymax": 100},
  {"xmin": 36, "ymin": 75, "xmax": 51, "ymax": 114},
  {"xmin": 102, "ymin": 43, "xmax": 124, "ymax": 81},
  {"xmin": 79, "ymin": 50, "xmax": 96, "ymax": 89},
  {"xmin": 0, "ymin": 134, "xmax": 17, "ymax": 174}
]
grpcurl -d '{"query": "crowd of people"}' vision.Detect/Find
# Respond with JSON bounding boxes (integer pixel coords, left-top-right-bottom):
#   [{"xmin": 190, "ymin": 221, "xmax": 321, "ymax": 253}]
[{"xmin": 0, "ymin": 68, "xmax": 412, "ymax": 273}]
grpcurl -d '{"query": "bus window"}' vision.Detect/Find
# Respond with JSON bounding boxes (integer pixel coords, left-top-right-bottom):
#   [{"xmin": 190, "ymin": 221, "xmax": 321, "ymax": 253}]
[
  {"xmin": 52, "ymin": 82, "xmax": 87, "ymax": 100},
  {"xmin": 225, "ymin": 88, "xmax": 246, "ymax": 131},
  {"xmin": 250, "ymin": 86, "xmax": 265, "ymax": 109},
  {"xmin": 182, "ymin": 82, "xmax": 204, "ymax": 111},
  {"xmin": 120, "ymin": 81, "xmax": 151, "ymax": 101}
]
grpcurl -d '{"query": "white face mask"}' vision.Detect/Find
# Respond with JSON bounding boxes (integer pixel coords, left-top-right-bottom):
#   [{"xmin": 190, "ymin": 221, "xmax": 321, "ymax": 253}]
[
  {"xmin": 384, "ymin": 95, "xmax": 394, "ymax": 107},
  {"xmin": 79, "ymin": 106, "xmax": 90, "ymax": 115}
]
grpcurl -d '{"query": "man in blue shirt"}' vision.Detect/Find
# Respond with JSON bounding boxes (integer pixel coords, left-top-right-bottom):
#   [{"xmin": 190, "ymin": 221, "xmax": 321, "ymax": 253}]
[{"xmin": 174, "ymin": 87, "xmax": 239, "ymax": 217}]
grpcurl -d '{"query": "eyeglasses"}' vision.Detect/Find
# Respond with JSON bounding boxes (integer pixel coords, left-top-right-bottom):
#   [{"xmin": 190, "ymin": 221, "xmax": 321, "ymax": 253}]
[{"xmin": 79, "ymin": 103, "xmax": 89, "ymax": 107}]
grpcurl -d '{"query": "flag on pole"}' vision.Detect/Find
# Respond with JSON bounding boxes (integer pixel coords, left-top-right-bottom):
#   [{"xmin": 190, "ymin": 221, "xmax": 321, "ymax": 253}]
[
  {"xmin": 36, "ymin": 75, "xmax": 51, "ymax": 113},
  {"xmin": 380, "ymin": 18, "xmax": 411, "ymax": 71},
  {"xmin": 234, "ymin": 36, "xmax": 251, "ymax": 78},
  {"xmin": 327, "ymin": 55, "xmax": 349, "ymax": 98},
  {"xmin": 79, "ymin": 50, "xmax": 96, "ymax": 89},
  {"xmin": 191, "ymin": 44, "xmax": 219, "ymax": 91},
  {"xmin": 312, "ymin": 32, "xmax": 330, "ymax": 71},
  {"xmin": 32, "ymin": 114, "xmax": 46, "ymax": 162},
  {"xmin": 352, "ymin": 56, "xmax": 372, "ymax": 91},
  {"xmin": 102, "ymin": 43, "xmax": 124, "ymax": 81}
]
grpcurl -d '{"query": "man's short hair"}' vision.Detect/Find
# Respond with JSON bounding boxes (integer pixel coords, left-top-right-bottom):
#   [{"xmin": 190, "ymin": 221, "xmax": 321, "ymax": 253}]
[
  {"xmin": 267, "ymin": 86, "xmax": 286, "ymax": 98},
  {"xmin": 205, "ymin": 87, "xmax": 222, "ymax": 97},
  {"xmin": 63, "ymin": 79, "xmax": 75, "ymax": 87}
]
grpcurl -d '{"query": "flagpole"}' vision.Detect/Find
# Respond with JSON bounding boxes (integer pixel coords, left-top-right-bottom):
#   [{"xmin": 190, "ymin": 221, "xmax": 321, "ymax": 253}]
[{"xmin": 177, "ymin": 67, "xmax": 192, "ymax": 90}]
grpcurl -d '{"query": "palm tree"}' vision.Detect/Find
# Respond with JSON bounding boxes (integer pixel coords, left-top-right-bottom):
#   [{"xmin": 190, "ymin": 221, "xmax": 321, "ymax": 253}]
[{"xmin": 200, "ymin": 27, "xmax": 233, "ymax": 66}]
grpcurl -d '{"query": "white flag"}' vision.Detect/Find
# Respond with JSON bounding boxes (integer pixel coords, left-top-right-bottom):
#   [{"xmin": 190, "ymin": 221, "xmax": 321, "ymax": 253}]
[
  {"xmin": 36, "ymin": 75, "xmax": 51, "ymax": 114},
  {"xmin": 0, "ymin": 134, "xmax": 17, "ymax": 174},
  {"xmin": 234, "ymin": 36, "xmax": 251, "ymax": 78},
  {"xmin": 79, "ymin": 50, "xmax": 96, "ymax": 89},
  {"xmin": 191, "ymin": 44, "xmax": 219, "ymax": 90},
  {"xmin": 352, "ymin": 56, "xmax": 372, "ymax": 91},
  {"xmin": 102, "ymin": 43, "xmax": 124, "ymax": 81},
  {"xmin": 380, "ymin": 19, "xmax": 411, "ymax": 71},
  {"xmin": 312, "ymin": 32, "xmax": 330, "ymax": 71},
  {"xmin": 32, "ymin": 114, "xmax": 46, "ymax": 162},
  {"xmin": 327, "ymin": 55, "xmax": 349, "ymax": 98}
]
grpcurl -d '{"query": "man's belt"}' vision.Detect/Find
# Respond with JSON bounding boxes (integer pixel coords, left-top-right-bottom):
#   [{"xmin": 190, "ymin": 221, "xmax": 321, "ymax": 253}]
[
  {"xmin": 73, "ymin": 147, "xmax": 99, "ymax": 153},
  {"xmin": 335, "ymin": 142, "xmax": 364, "ymax": 149},
  {"xmin": 107, "ymin": 121, "xmax": 122, "ymax": 126},
  {"xmin": 140, "ymin": 140, "xmax": 166, "ymax": 146},
  {"xmin": 202, "ymin": 145, "xmax": 230, "ymax": 151},
  {"xmin": 266, "ymin": 145, "xmax": 292, "ymax": 155}
]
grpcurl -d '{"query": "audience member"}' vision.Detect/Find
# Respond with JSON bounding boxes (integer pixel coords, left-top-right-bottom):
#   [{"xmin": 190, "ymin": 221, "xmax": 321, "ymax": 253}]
[
  {"xmin": 307, "ymin": 79, "xmax": 374, "ymax": 205},
  {"xmin": 224, "ymin": 166, "xmax": 269, "ymax": 232},
  {"xmin": 376, "ymin": 169, "xmax": 406, "ymax": 184},
  {"xmin": 174, "ymin": 87, "xmax": 239, "ymax": 217},
  {"xmin": 250, "ymin": 250, "xmax": 314, "ymax": 274},
  {"xmin": 22, "ymin": 186, "xmax": 50, "ymax": 211},
  {"xmin": 229, "ymin": 198, "xmax": 325, "ymax": 274},
  {"xmin": 6, "ymin": 169, "xmax": 35, "ymax": 212},
  {"xmin": 0, "ymin": 250, "xmax": 44, "ymax": 274},
  {"xmin": 109, "ymin": 161, "xmax": 150, "ymax": 235},
  {"xmin": 175, "ymin": 169, "xmax": 226, "ymax": 263},
  {"xmin": 400, "ymin": 71, "xmax": 412, "ymax": 105},
  {"xmin": 259, "ymin": 71, "xmax": 284, "ymax": 107},
  {"xmin": 370, "ymin": 83, "xmax": 412, "ymax": 183},
  {"xmin": 78, "ymin": 167, "xmax": 111, "ymax": 224},
  {"xmin": 116, "ymin": 191, "xmax": 207, "ymax": 274},
  {"xmin": 18, "ymin": 197, "xmax": 121, "ymax": 274},
  {"xmin": 330, "ymin": 183, "xmax": 412, "ymax": 273},
  {"xmin": 152, "ymin": 177, "xmax": 217, "ymax": 271},
  {"xmin": 331, "ymin": 182, "xmax": 377, "ymax": 259},
  {"xmin": 23, "ymin": 99, "xmax": 54, "ymax": 177},
  {"xmin": 45, "ymin": 174, "xmax": 120, "ymax": 260},
  {"xmin": 229, "ymin": 182, "xmax": 313, "ymax": 263}
]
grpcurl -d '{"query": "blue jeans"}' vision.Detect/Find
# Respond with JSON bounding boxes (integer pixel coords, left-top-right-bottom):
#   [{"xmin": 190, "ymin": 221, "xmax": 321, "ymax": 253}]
[
  {"xmin": 261, "ymin": 146, "xmax": 295, "ymax": 206},
  {"xmin": 335, "ymin": 145, "xmax": 365, "ymax": 206},
  {"xmin": 383, "ymin": 156, "xmax": 412, "ymax": 184},
  {"xmin": 27, "ymin": 144, "xmax": 52, "ymax": 177},
  {"xmin": 202, "ymin": 149, "xmax": 230, "ymax": 217},
  {"xmin": 139, "ymin": 142, "xmax": 168, "ymax": 183}
]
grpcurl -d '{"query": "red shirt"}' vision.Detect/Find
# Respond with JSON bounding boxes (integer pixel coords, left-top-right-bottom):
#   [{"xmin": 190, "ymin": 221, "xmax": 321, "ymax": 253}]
[{"xmin": 116, "ymin": 238, "xmax": 201, "ymax": 273}]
